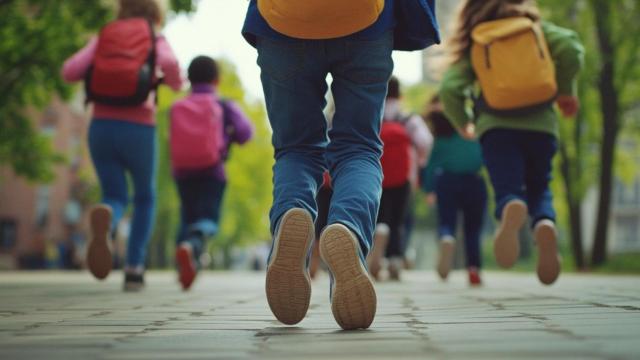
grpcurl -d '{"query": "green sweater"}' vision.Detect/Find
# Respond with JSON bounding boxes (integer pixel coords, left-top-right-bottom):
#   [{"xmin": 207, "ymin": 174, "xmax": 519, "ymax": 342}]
[
  {"xmin": 421, "ymin": 133, "xmax": 483, "ymax": 193},
  {"xmin": 440, "ymin": 21, "xmax": 585, "ymax": 138}
]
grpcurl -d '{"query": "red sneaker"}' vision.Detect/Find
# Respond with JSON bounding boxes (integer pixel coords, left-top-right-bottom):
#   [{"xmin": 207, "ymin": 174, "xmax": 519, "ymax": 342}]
[
  {"xmin": 176, "ymin": 243, "xmax": 197, "ymax": 291},
  {"xmin": 468, "ymin": 267, "xmax": 482, "ymax": 286}
]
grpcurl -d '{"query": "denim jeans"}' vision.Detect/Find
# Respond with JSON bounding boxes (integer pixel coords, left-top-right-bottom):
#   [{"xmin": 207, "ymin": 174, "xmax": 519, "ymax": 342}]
[
  {"xmin": 175, "ymin": 175, "xmax": 226, "ymax": 257},
  {"xmin": 480, "ymin": 129, "xmax": 557, "ymax": 226},
  {"xmin": 88, "ymin": 119, "xmax": 156, "ymax": 267},
  {"xmin": 435, "ymin": 172, "xmax": 487, "ymax": 268},
  {"xmin": 256, "ymin": 32, "xmax": 394, "ymax": 255},
  {"xmin": 377, "ymin": 182, "xmax": 411, "ymax": 258}
]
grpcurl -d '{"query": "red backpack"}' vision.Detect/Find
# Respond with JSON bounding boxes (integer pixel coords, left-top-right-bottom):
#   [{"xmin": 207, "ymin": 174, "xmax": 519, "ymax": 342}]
[
  {"xmin": 170, "ymin": 94, "xmax": 224, "ymax": 171},
  {"xmin": 380, "ymin": 120, "xmax": 412, "ymax": 188},
  {"xmin": 85, "ymin": 18, "xmax": 156, "ymax": 106}
]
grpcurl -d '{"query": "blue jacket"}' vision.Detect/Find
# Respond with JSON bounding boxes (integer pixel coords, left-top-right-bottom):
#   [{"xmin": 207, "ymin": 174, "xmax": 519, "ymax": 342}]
[{"xmin": 242, "ymin": 0, "xmax": 440, "ymax": 51}]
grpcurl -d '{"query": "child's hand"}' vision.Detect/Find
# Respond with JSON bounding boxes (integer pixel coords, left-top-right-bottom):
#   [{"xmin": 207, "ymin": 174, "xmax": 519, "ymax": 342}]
[
  {"xmin": 556, "ymin": 95, "xmax": 579, "ymax": 118},
  {"xmin": 460, "ymin": 123, "xmax": 476, "ymax": 140}
]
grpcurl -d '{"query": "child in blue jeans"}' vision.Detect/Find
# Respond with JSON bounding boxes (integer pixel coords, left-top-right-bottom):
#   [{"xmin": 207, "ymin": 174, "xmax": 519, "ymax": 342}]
[
  {"xmin": 440, "ymin": 0, "xmax": 584, "ymax": 285},
  {"xmin": 171, "ymin": 56, "xmax": 254, "ymax": 290},
  {"xmin": 243, "ymin": 0, "xmax": 439, "ymax": 330},
  {"xmin": 422, "ymin": 96, "xmax": 487, "ymax": 286}
]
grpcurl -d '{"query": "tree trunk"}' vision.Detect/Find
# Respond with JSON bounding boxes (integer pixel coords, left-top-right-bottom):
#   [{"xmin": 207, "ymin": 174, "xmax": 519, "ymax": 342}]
[
  {"xmin": 591, "ymin": 1, "xmax": 620, "ymax": 266},
  {"xmin": 559, "ymin": 142, "xmax": 585, "ymax": 269}
]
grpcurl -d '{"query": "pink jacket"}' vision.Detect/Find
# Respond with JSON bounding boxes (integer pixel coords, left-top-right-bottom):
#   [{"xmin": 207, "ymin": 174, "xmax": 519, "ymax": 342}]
[{"xmin": 62, "ymin": 35, "xmax": 183, "ymax": 126}]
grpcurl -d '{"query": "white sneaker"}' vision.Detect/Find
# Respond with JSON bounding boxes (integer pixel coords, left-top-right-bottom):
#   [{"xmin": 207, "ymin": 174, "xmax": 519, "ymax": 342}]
[
  {"xmin": 437, "ymin": 235, "xmax": 455, "ymax": 280},
  {"xmin": 494, "ymin": 200, "xmax": 528, "ymax": 268},
  {"xmin": 534, "ymin": 219, "xmax": 561, "ymax": 285}
]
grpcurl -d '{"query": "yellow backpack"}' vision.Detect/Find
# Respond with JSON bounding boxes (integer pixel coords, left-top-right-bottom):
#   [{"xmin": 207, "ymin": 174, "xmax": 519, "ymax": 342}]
[
  {"xmin": 471, "ymin": 17, "xmax": 557, "ymax": 114},
  {"xmin": 258, "ymin": 0, "xmax": 384, "ymax": 40}
]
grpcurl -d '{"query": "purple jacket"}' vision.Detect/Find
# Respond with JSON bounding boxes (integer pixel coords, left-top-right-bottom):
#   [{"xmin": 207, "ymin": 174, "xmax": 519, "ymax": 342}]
[{"xmin": 173, "ymin": 84, "xmax": 254, "ymax": 181}]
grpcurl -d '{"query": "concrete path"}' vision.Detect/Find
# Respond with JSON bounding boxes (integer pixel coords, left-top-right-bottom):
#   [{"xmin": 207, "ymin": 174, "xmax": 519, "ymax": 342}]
[{"xmin": 0, "ymin": 271, "xmax": 639, "ymax": 359}]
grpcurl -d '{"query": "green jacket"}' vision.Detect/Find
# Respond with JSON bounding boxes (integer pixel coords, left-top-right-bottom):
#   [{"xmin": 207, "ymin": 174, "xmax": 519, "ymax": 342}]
[
  {"xmin": 420, "ymin": 133, "xmax": 483, "ymax": 193},
  {"xmin": 440, "ymin": 21, "xmax": 585, "ymax": 138}
]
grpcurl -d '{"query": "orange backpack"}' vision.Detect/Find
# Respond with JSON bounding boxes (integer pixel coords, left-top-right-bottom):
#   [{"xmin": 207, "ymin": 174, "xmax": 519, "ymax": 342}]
[
  {"xmin": 471, "ymin": 17, "xmax": 557, "ymax": 115},
  {"xmin": 258, "ymin": 0, "xmax": 384, "ymax": 39}
]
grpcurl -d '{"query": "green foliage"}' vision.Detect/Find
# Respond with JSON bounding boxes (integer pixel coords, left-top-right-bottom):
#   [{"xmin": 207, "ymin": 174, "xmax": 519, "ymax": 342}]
[
  {"xmin": 149, "ymin": 60, "xmax": 273, "ymax": 269},
  {"xmin": 0, "ymin": 1, "xmax": 111, "ymax": 181}
]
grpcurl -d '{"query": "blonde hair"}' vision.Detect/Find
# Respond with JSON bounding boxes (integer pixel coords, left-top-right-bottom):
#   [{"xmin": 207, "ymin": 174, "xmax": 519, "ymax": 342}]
[
  {"xmin": 118, "ymin": 0, "xmax": 166, "ymax": 24},
  {"xmin": 447, "ymin": 0, "xmax": 541, "ymax": 64}
]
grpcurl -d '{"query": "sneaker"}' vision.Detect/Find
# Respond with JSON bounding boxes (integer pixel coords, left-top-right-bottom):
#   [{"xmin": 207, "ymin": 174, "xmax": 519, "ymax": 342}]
[
  {"xmin": 468, "ymin": 267, "xmax": 482, "ymax": 286},
  {"xmin": 176, "ymin": 242, "xmax": 198, "ymax": 291},
  {"xmin": 437, "ymin": 235, "xmax": 455, "ymax": 280},
  {"xmin": 494, "ymin": 200, "xmax": 528, "ymax": 268},
  {"xmin": 367, "ymin": 223, "xmax": 389, "ymax": 281},
  {"xmin": 387, "ymin": 257, "xmax": 403, "ymax": 281},
  {"xmin": 87, "ymin": 204, "xmax": 113, "ymax": 280},
  {"xmin": 123, "ymin": 271, "xmax": 145, "ymax": 292},
  {"xmin": 265, "ymin": 208, "xmax": 315, "ymax": 325},
  {"xmin": 534, "ymin": 220, "xmax": 561, "ymax": 285},
  {"xmin": 320, "ymin": 224, "xmax": 377, "ymax": 330}
]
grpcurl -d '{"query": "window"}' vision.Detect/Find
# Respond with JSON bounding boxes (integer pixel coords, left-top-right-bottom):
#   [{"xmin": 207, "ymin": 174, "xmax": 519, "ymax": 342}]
[{"xmin": 0, "ymin": 219, "xmax": 17, "ymax": 251}]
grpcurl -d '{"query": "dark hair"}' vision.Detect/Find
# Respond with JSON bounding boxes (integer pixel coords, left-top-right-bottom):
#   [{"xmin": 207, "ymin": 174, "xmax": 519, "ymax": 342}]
[
  {"xmin": 425, "ymin": 95, "xmax": 456, "ymax": 138},
  {"xmin": 386, "ymin": 76, "xmax": 400, "ymax": 99},
  {"xmin": 188, "ymin": 56, "xmax": 219, "ymax": 84}
]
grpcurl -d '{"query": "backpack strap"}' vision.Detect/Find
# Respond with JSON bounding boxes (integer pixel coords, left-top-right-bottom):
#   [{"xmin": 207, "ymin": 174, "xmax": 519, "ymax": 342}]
[{"xmin": 218, "ymin": 98, "xmax": 235, "ymax": 160}]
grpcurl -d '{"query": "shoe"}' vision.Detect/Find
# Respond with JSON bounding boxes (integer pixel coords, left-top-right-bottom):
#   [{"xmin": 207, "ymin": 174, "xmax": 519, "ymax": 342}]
[
  {"xmin": 387, "ymin": 257, "xmax": 403, "ymax": 281},
  {"xmin": 265, "ymin": 208, "xmax": 314, "ymax": 325},
  {"xmin": 437, "ymin": 235, "xmax": 455, "ymax": 280},
  {"xmin": 367, "ymin": 223, "xmax": 389, "ymax": 281},
  {"xmin": 176, "ymin": 242, "xmax": 198, "ymax": 291},
  {"xmin": 468, "ymin": 267, "xmax": 482, "ymax": 286},
  {"xmin": 494, "ymin": 200, "xmax": 528, "ymax": 268},
  {"xmin": 87, "ymin": 205, "xmax": 113, "ymax": 280},
  {"xmin": 123, "ymin": 271, "xmax": 145, "ymax": 292},
  {"xmin": 534, "ymin": 220, "xmax": 561, "ymax": 285},
  {"xmin": 320, "ymin": 224, "xmax": 376, "ymax": 330}
]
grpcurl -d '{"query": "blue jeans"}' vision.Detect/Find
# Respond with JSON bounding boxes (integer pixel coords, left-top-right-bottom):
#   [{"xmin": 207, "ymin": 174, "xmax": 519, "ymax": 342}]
[
  {"xmin": 256, "ymin": 32, "xmax": 394, "ymax": 255},
  {"xmin": 435, "ymin": 172, "xmax": 487, "ymax": 268},
  {"xmin": 175, "ymin": 175, "xmax": 226, "ymax": 257},
  {"xmin": 480, "ymin": 129, "xmax": 557, "ymax": 226},
  {"xmin": 88, "ymin": 119, "xmax": 156, "ymax": 267}
]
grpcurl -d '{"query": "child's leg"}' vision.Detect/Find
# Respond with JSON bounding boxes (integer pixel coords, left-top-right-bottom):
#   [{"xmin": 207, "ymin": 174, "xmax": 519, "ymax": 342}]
[
  {"xmin": 523, "ymin": 133, "xmax": 558, "ymax": 225},
  {"xmin": 523, "ymin": 133, "xmax": 561, "ymax": 284},
  {"xmin": 435, "ymin": 172, "xmax": 458, "ymax": 280},
  {"xmin": 320, "ymin": 32, "xmax": 393, "ymax": 330},
  {"xmin": 118, "ymin": 123, "xmax": 156, "ymax": 270},
  {"xmin": 256, "ymin": 37, "xmax": 329, "ymax": 325},
  {"xmin": 481, "ymin": 129, "xmax": 528, "ymax": 268},
  {"xmin": 87, "ymin": 120, "xmax": 129, "ymax": 280},
  {"xmin": 461, "ymin": 174, "xmax": 488, "ymax": 270}
]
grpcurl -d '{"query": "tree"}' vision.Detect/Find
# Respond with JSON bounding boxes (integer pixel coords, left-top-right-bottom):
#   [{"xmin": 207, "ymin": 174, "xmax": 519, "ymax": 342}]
[{"xmin": 0, "ymin": 0, "xmax": 195, "ymax": 182}]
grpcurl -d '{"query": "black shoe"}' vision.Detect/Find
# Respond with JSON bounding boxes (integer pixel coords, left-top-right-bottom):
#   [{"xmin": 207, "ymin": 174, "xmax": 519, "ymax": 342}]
[{"xmin": 123, "ymin": 272, "xmax": 145, "ymax": 292}]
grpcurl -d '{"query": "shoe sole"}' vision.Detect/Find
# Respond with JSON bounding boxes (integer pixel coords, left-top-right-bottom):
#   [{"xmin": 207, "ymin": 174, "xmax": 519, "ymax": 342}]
[
  {"xmin": 176, "ymin": 245, "xmax": 197, "ymax": 290},
  {"xmin": 87, "ymin": 205, "xmax": 112, "ymax": 280},
  {"xmin": 535, "ymin": 223, "xmax": 561, "ymax": 285},
  {"xmin": 320, "ymin": 224, "xmax": 376, "ymax": 330},
  {"xmin": 123, "ymin": 282, "xmax": 145, "ymax": 292},
  {"xmin": 367, "ymin": 231, "xmax": 388, "ymax": 280},
  {"xmin": 437, "ymin": 240, "xmax": 454, "ymax": 280},
  {"xmin": 494, "ymin": 201, "xmax": 527, "ymax": 269},
  {"xmin": 265, "ymin": 208, "xmax": 314, "ymax": 325}
]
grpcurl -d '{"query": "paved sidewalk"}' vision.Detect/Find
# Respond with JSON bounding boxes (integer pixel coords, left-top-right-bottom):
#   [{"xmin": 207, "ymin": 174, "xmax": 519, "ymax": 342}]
[{"xmin": 0, "ymin": 271, "xmax": 639, "ymax": 359}]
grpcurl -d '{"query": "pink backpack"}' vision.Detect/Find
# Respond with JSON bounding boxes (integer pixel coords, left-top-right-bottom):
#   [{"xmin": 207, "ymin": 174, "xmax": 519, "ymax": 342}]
[{"xmin": 170, "ymin": 94, "xmax": 224, "ymax": 170}]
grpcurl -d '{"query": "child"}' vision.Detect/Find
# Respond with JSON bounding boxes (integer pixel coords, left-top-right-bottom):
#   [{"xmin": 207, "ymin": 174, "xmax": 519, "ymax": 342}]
[
  {"xmin": 373, "ymin": 76, "xmax": 433, "ymax": 281},
  {"xmin": 242, "ymin": 0, "xmax": 439, "ymax": 329},
  {"xmin": 422, "ymin": 95, "xmax": 487, "ymax": 286},
  {"xmin": 170, "ymin": 56, "xmax": 254, "ymax": 290},
  {"xmin": 440, "ymin": 0, "xmax": 584, "ymax": 285},
  {"xmin": 62, "ymin": 0, "xmax": 183, "ymax": 291}
]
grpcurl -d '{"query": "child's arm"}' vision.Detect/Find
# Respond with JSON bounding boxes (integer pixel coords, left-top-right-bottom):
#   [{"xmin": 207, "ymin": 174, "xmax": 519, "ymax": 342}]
[
  {"xmin": 406, "ymin": 115, "xmax": 434, "ymax": 167},
  {"xmin": 420, "ymin": 141, "xmax": 442, "ymax": 194},
  {"xmin": 440, "ymin": 58, "xmax": 477, "ymax": 135},
  {"xmin": 156, "ymin": 36, "xmax": 184, "ymax": 91},
  {"xmin": 225, "ymin": 101, "xmax": 255, "ymax": 145},
  {"xmin": 61, "ymin": 37, "xmax": 98, "ymax": 83},
  {"xmin": 543, "ymin": 22, "xmax": 585, "ymax": 117}
]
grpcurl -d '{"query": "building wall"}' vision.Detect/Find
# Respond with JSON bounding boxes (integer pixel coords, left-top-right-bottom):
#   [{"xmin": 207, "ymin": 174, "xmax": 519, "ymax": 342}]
[{"xmin": 0, "ymin": 95, "xmax": 92, "ymax": 268}]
